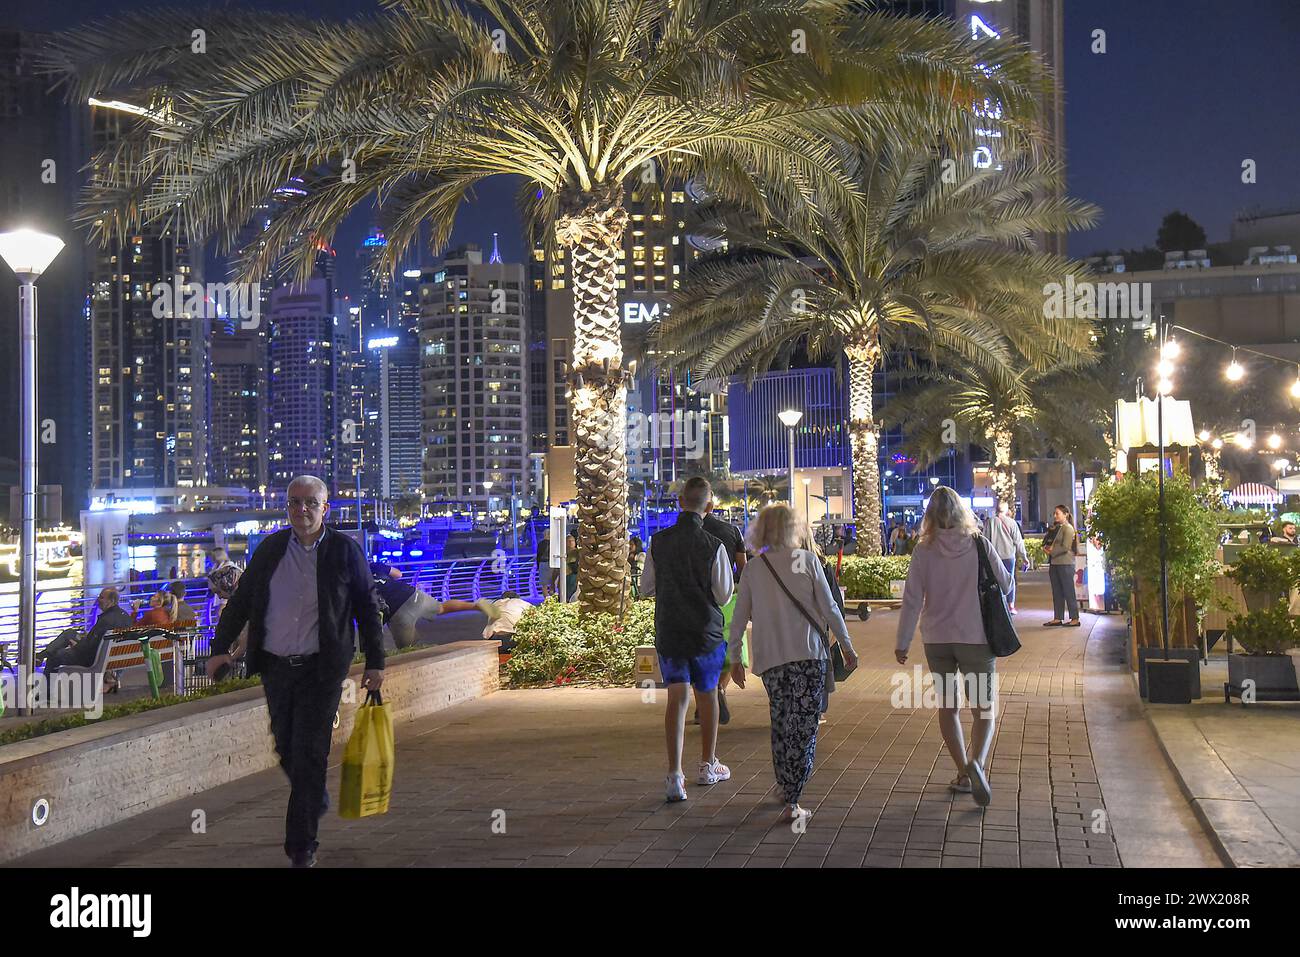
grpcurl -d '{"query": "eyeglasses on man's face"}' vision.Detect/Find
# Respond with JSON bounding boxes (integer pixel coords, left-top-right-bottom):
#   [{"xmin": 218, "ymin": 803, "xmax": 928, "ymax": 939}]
[{"xmin": 288, "ymin": 497, "xmax": 324, "ymax": 511}]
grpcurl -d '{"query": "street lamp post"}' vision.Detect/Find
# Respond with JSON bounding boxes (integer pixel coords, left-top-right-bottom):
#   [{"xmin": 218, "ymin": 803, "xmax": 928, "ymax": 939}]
[
  {"xmin": 0, "ymin": 229, "xmax": 65, "ymax": 716},
  {"xmin": 1156, "ymin": 320, "xmax": 1172, "ymax": 660},
  {"xmin": 778, "ymin": 409, "xmax": 803, "ymax": 508},
  {"xmin": 802, "ymin": 477, "xmax": 812, "ymax": 527}
]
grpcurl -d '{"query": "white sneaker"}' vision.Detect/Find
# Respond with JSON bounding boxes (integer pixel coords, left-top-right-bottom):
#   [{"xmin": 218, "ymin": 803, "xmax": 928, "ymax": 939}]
[
  {"xmin": 665, "ymin": 773, "xmax": 687, "ymax": 802},
  {"xmin": 697, "ymin": 759, "xmax": 731, "ymax": 785}
]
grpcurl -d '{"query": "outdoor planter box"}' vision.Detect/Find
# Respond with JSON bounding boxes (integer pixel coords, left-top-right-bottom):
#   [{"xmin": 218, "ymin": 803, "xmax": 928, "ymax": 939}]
[
  {"xmin": 1137, "ymin": 645, "xmax": 1201, "ymax": 700},
  {"xmin": 1224, "ymin": 654, "xmax": 1300, "ymax": 704},
  {"xmin": 0, "ymin": 641, "xmax": 499, "ymax": 863}
]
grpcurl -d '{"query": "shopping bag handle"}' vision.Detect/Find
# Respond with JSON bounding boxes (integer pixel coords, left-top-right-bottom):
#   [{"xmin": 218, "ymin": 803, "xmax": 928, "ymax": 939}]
[{"xmin": 365, "ymin": 689, "xmax": 383, "ymax": 707}]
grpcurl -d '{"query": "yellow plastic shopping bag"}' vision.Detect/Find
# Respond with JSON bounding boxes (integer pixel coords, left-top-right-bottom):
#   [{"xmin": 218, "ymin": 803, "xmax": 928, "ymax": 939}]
[{"xmin": 339, "ymin": 689, "xmax": 394, "ymax": 819}]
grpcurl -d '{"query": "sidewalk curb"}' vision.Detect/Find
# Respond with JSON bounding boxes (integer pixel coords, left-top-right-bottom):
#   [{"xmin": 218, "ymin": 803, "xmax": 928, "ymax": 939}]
[{"xmin": 1132, "ymin": 673, "xmax": 1300, "ymax": 868}]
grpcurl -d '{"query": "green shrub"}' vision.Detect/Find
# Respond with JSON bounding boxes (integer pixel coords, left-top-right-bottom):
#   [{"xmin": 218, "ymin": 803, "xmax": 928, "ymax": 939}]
[
  {"xmin": 1226, "ymin": 544, "xmax": 1300, "ymax": 596},
  {"xmin": 1088, "ymin": 471, "xmax": 1222, "ymax": 611},
  {"xmin": 1227, "ymin": 602, "xmax": 1300, "ymax": 655},
  {"xmin": 838, "ymin": 555, "xmax": 911, "ymax": 599},
  {"xmin": 505, "ymin": 597, "xmax": 655, "ymax": 687}
]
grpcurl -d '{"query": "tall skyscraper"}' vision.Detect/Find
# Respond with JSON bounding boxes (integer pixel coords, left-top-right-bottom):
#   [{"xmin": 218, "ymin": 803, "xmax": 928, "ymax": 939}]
[
  {"xmin": 358, "ymin": 226, "xmax": 394, "ymax": 336},
  {"xmin": 421, "ymin": 244, "xmax": 528, "ymax": 510},
  {"xmin": 0, "ymin": 31, "xmax": 90, "ymax": 521},
  {"xmin": 363, "ymin": 328, "xmax": 422, "ymax": 501},
  {"xmin": 87, "ymin": 104, "xmax": 209, "ymax": 501},
  {"xmin": 207, "ymin": 331, "xmax": 266, "ymax": 493},
  {"xmin": 266, "ymin": 278, "xmax": 347, "ymax": 493}
]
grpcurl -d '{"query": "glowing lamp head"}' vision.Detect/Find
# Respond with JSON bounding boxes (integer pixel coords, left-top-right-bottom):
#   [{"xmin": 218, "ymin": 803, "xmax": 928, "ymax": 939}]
[
  {"xmin": 0, "ymin": 229, "xmax": 65, "ymax": 277},
  {"xmin": 1291, "ymin": 376, "xmax": 1300, "ymax": 399},
  {"xmin": 1157, "ymin": 378, "xmax": 1174, "ymax": 395},
  {"xmin": 1161, "ymin": 338, "xmax": 1180, "ymax": 360},
  {"xmin": 1198, "ymin": 430, "xmax": 1211, "ymax": 442},
  {"xmin": 777, "ymin": 409, "xmax": 803, "ymax": 428},
  {"xmin": 1211, "ymin": 438, "xmax": 1223, "ymax": 450},
  {"xmin": 1268, "ymin": 433, "xmax": 1283, "ymax": 450},
  {"xmin": 1225, "ymin": 360, "xmax": 1244, "ymax": 382},
  {"xmin": 1156, "ymin": 359, "xmax": 1174, "ymax": 378},
  {"xmin": 1234, "ymin": 433, "xmax": 1252, "ymax": 449}
]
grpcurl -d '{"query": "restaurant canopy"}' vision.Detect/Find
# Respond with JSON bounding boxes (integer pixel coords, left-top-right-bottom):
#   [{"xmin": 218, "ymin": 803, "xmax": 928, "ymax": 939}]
[{"xmin": 1113, "ymin": 398, "xmax": 1196, "ymax": 473}]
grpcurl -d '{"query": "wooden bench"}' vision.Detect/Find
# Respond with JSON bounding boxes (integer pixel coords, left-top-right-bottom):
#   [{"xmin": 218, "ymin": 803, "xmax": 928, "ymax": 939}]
[{"xmin": 57, "ymin": 627, "xmax": 186, "ymax": 689}]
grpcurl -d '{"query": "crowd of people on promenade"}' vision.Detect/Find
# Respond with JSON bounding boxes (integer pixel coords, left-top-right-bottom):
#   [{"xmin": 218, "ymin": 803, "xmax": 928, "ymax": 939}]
[
  {"xmin": 40, "ymin": 467, "xmax": 1087, "ymax": 864},
  {"xmin": 640, "ymin": 478, "xmax": 1092, "ymax": 821}
]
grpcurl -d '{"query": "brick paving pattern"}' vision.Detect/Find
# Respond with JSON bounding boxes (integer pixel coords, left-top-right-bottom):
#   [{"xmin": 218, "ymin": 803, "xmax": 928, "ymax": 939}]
[{"xmin": 14, "ymin": 576, "xmax": 1209, "ymax": 868}]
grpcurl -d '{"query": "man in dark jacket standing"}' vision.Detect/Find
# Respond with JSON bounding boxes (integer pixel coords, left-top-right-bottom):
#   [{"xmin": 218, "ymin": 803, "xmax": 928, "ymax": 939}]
[
  {"xmin": 207, "ymin": 475, "xmax": 384, "ymax": 867},
  {"xmin": 640, "ymin": 476, "xmax": 734, "ymax": 802}
]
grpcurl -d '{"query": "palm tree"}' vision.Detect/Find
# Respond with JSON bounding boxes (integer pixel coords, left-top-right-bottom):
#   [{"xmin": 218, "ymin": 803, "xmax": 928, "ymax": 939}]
[
  {"xmin": 651, "ymin": 135, "xmax": 1099, "ymax": 552},
  {"xmin": 881, "ymin": 362, "xmax": 1112, "ymax": 510},
  {"xmin": 46, "ymin": 0, "xmax": 1050, "ymax": 613},
  {"xmin": 746, "ymin": 474, "xmax": 787, "ymax": 504}
]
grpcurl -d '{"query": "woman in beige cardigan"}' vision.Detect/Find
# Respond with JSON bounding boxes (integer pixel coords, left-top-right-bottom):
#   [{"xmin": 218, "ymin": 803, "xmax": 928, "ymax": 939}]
[{"xmin": 1044, "ymin": 505, "xmax": 1080, "ymax": 627}]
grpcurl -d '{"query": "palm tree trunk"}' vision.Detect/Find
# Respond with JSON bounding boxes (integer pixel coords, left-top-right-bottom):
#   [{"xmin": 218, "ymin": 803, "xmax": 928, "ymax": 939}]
[
  {"xmin": 556, "ymin": 187, "xmax": 630, "ymax": 615},
  {"xmin": 846, "ymin": 337, "xmax": 883, "ymax": 554},
  {"xmin": 990, "ymin": 425, "xmax": 1016, "ymax": 511}
]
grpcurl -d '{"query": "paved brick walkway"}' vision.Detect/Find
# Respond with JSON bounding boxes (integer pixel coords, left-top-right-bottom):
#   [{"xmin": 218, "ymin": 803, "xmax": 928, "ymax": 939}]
[{"xmin": 14, "ymin": 574, "xmax": 1218, "ymax": 868}]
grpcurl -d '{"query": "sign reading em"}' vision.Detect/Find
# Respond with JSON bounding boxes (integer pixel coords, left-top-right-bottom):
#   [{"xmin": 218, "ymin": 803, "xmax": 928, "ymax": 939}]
[{"xmin": 622, "ymin": 301, "xmax": 668, "ymax": 324}]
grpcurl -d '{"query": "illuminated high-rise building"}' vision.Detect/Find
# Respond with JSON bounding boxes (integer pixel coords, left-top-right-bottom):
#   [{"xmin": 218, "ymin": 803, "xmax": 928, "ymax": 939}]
[
  {"xmin": 86, "ymin": 102, "xmax": 209, "ymax": 501},
  {"xmin": 421, "ymin": 244, "xmax": 528, "ymax": 510},
  {"xmin": 266, "ymin": 278, "xmax": 348, "ymax": 493}
]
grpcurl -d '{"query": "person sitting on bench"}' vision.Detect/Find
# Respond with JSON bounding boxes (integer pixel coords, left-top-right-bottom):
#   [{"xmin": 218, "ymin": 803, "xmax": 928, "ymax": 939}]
[
  {"xmin": 440, "ymin": 591, "xmax": 532, "ymax": 653},
  {"xmin": 167, "ymin": 580, "xmax": 200, "ymax": 625},
  {"xmin": 43, "ymin": 588, "xmax": 134, "ymax": 673}
]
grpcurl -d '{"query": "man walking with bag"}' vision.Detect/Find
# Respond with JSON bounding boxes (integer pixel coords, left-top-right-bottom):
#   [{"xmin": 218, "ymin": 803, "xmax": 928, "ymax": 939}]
[
  {"xmin": 984, "ymin": 500, "xmax": 1029, "ymax": 614},
  {"xmin": 207, "ymin": 475, "xmax": 385, "ymax": 867},
  {"xmin": 640, "ymin": 477, "xmax": 734, "ymax": 802}
]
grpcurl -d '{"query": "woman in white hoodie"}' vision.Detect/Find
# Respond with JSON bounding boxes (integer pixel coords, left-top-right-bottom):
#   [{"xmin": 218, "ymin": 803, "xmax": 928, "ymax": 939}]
[{"xmin": 895, "ymin": 487, "xmax": 1011, "ymax": 807}]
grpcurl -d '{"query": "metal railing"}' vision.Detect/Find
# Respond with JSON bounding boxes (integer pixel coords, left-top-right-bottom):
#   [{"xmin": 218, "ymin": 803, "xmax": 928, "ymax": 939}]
[{"xmin": 0, "ymin": 554, "xmax": 545, "ymax": 661}]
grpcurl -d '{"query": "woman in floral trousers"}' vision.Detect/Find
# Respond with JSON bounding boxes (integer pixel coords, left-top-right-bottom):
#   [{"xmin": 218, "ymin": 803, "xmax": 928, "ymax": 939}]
[{"xmin": 728, "ymin": 505, "xmax": 857, "ymax": 822}]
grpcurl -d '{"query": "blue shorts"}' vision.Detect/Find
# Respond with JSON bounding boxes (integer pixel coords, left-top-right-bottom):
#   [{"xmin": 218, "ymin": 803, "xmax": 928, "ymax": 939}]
[{"xmin": 658, "ymin": 642, "xmax": 727, "ymax": 692}]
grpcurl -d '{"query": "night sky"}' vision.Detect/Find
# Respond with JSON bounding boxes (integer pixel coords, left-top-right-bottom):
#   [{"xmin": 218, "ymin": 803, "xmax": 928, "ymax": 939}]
[{"xmin": 9, "ymin": 0, "xmax": 1299, "ymax": 297}]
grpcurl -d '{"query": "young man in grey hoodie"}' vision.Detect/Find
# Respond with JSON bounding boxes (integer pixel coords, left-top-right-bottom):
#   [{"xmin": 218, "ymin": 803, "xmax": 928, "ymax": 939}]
[{"xmin": 984, "ymin": 500, "xmax": 1029, "ymax": 614}]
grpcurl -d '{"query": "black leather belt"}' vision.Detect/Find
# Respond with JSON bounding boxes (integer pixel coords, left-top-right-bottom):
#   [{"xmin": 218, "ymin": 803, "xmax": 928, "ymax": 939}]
[{"xmin": 268, "ymin": 652, "xmax": 318, "ymax": 667}]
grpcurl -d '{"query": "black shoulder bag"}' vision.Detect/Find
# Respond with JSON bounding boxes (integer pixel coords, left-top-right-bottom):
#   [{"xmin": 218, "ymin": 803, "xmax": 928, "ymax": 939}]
[
  {"xmin": 759, "ymin": 553, "xmax": 856, "ymax": 682},
  {"xmin": 973, "ymin": 535, "xmax": 1021, "ymax": 657}
]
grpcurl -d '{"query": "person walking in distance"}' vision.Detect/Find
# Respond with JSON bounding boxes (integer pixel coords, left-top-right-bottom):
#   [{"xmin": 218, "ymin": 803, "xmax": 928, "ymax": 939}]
[
  {"xmin": 640, "ymin": 476, "xmax": 734, "ymax": 802},
  {"xmin": 895, "ymin": 487, "xmax": 1011, "ymax": 807},
  {"xmin": 700, "ymin": 496, "xmax": 747, "ymax": 726},
  {"xmin": 535, "ymin": 534, "xmax": 555, "ymax": 598},
  {"xmin": 1043, "ymin": 505, "xmax": 1081, "ymax": 627},
  {"xmin": 984, "ymin": 500, "xmax": 1029, "ymax": 615},
  {"xmin": 206, "ymin": 475, "xmax": 385, "ymax": 868},
  {"xmin": 729, "ymin": 505, "xmax": 857, "ymax": 822}
]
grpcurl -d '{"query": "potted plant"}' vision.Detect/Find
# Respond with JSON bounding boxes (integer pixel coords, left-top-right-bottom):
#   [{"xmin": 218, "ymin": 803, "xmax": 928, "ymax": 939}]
[
  {"xmin": 1225, "ymin": 544, "xmax": 1299, "ymax": 612},
  {"xmin": 1089, "ymin": 472, "xmax": 1223, "ymax": 698},
  {"xmin": 1224, "ymin": 601, "xmax": 1300, "ymax": 703}
]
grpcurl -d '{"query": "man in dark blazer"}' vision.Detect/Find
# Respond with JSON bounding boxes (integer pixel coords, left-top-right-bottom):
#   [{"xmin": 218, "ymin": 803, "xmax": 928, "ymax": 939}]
[{"xmin": 207, "ymin": 474, "xmax": 384, "ymax": 867}]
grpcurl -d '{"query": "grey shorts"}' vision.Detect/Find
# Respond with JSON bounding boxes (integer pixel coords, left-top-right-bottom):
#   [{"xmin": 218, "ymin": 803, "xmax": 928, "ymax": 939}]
[{"xmin": 923, "ymin": 642, "xmax": 996, "ymax": 710}]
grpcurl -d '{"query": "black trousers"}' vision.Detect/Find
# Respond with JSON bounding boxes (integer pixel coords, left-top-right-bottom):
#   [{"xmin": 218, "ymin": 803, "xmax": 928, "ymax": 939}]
[
  {"xmin": 261, "ymin": 655, "xmax": 344, "ymax": 859},
  {"xmin": 45, "ymin": 630, "xmax": 98, "ymax": 672}
]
